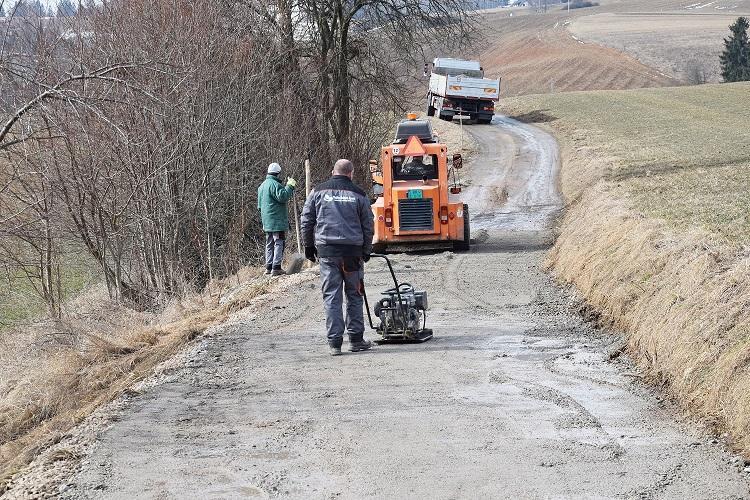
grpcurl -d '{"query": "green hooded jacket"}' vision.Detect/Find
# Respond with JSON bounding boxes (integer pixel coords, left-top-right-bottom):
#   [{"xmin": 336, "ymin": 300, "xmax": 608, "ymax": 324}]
[{"xmin": 257, "ymin": 174, "xmax": 295, "ymax": 232}]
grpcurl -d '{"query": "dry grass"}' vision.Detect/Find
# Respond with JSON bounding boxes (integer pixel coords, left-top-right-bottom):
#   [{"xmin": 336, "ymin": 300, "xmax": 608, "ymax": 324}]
[
  {"xmin": 504, "ymin": 82, "xmax": 750, "ymax": 453},
  {"xmin": 570, "ymin": 13, "xmax": 747, "ymax": 83},
  {"xmin": 426, "ymin": 116, "xmax": 480, "ymax": 160},
  {"xmin": 504, "ymin": 82, "xmax": 750, "ymax": 241},
  {"xmin": 0, "ymin": 267, "xmax": 275, "ymax": 492},
  {"xmin": 548, "ymin": 185, "xmax": 750, "ymax": 452}
]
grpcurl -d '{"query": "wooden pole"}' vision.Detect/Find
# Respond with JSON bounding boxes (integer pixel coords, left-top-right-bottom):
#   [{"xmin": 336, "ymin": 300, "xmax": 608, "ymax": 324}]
[
  {"xmin": 305, "ymin": 159, "xmax": 312, "ymax": 197},
  {"xmin": 303, "ymin": 159, "xmax": 313, "ymax": 267},
  {"xmin": 459, "ymin": 107, "xmax": 464, "ymax": 153},
  {"xmin": 293, "ymin": 196, "xmax": 302, "ymax": 253}
]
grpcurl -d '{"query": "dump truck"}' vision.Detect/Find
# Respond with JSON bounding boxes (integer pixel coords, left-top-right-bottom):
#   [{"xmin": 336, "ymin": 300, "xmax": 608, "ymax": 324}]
[
  {"xmin": 425, "ymin": 58, "xmax": 500, "ymax": 124},
  {"xmin": 370, "ymin": 114, "xmax": 469, "ymax": 252}
]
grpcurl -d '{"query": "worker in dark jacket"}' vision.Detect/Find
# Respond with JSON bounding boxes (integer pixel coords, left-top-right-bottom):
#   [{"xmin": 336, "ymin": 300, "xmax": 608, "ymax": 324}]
[
  {"xmin": 301, "ymin": 159, "xmax": 375, "ymax": 356},
  {"xmin": 258, "ymin": 162, "xmax": 296, "ymax": 276}
]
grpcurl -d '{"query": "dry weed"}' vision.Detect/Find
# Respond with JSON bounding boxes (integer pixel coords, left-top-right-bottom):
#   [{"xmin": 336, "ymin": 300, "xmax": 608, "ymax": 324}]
[
  {"xmin": 504, "ymin": 82, "xmax": 750, "ymax": 454},
  {"xmin": 0, "ymin": 266, "xmax": 276, "ymax": 492},
  {"xmin": 548, "ymin": 177, "xmax": 750, "ymax": 454},
  {"xmin": 425, "ymin": 116, "xmax": 479, "ymax": 160}
]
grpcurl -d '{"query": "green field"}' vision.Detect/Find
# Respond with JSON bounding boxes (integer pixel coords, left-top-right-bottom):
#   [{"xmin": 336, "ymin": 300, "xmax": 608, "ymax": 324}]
[
  {"xmin": 504, "ymin": 82, "xmax": 750, "ymax": 242},
  {"xmin": 0, "ymin": 248, "xmax": 97, "ymax": 328}
]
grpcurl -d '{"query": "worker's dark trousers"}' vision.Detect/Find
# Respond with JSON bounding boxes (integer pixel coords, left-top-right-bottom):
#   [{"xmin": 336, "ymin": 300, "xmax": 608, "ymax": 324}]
[
  {"xmin": 264, "ymin": 231, "xmax": 285, "ymax": 270},
  {"xmin": 318, "ymin": 256, "xmax": 365, "ymax": 347}
]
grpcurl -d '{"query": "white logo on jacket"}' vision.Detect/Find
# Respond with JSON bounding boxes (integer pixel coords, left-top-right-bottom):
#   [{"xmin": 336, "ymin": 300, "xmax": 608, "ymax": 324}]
[{"xmin": 323, "ymin": 193, "xmax": 356, "ymax": 203}]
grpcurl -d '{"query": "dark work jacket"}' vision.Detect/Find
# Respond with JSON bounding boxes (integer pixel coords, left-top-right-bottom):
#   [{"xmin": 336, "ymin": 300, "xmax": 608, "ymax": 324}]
[{"xmin": 300, "ymin": 175, "xmax": 374, "ymax": 257}]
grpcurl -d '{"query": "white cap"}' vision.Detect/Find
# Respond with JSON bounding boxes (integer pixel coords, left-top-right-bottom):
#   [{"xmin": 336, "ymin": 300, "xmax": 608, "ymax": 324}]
[{"xmin": 267, "ymin": 162, "xmax": 282, "ymax": 175}]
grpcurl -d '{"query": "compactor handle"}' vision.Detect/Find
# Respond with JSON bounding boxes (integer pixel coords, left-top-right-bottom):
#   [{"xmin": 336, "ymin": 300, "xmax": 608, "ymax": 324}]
[{"xmin": 362, "ymin": 254, "xmax": 408, "ymax": 330}]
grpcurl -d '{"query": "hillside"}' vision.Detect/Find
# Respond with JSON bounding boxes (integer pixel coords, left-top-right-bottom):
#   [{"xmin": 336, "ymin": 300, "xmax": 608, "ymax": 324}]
[
  {"xmin": 570, "ymin": 13, "xmax": 749, "ymax": 82},
  {"xmin": 504, "ymin": 83, "xmax": 750, "ymax": 238},
  {"xmin": 503, "ymin": 82, "xmax": 750, "ymax": 453},
  {"xmin": 474, "ymin": 0, "xmax": 750, "ymax": 96},
  {"xmin": 601, "ymin": 0, "xmax": 750, "ymax": 10},
  {"xmin": 476, "ymin": 11, "xmax": 677, "ymax": 97}
]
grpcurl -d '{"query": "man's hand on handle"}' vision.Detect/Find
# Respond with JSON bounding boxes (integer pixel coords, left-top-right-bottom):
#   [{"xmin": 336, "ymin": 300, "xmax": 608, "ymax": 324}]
[
  {"xmin": 305, "ymin": 246, "xmax": 317, "ymax": 263},
  {"xmin": 287, "ymin": 177, "xmax": 297, "ymax": 188}
]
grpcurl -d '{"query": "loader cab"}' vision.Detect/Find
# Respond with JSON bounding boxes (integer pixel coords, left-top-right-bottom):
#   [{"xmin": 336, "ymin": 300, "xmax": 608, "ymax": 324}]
[{"xmin": 393, "ymin": 154, "xmax": 439, "ymax": 181}]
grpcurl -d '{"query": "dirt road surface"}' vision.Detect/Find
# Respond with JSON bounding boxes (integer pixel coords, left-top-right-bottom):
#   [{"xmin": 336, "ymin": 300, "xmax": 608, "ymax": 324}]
[{"xmin": 26, "ymin": 118, "xmax": 750, "ymax": 499}]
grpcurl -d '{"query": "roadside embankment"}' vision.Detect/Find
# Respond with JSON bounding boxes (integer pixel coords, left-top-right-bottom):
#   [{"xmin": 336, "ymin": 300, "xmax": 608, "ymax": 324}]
[
  {"xmin": 0, "ymin": 114, "xmax": 469, "ymax": 493},
  {"xmin": 427, "ymin": 116, "xmax": 479, "ymax": 160},
  {"xmin": 0, "ymin": 267, "xmax": 298, "ymax": 493},
  {"xmin": 503, "ymin": 82, "xmax": 750, "ymax": 453}
]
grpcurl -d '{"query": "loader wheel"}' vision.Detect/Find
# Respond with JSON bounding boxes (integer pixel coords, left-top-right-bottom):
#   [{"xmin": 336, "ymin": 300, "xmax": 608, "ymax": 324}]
[{"xmin": 454, "ymin": 204, "xmax": 470, "ymax": 252}]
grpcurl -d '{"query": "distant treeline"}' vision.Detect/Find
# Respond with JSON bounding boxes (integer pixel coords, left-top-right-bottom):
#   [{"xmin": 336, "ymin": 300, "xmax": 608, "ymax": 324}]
[
  {"xmin": 566, "ymin": 1, "xmax": 599, "ymax": 9},
  {"xmin": 1, "ymin": 0, "xmax": 81, "ymax": 18}
]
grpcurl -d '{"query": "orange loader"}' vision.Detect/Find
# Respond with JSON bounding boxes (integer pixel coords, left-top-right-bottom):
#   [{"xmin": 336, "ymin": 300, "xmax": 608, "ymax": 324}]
[{"xmin": 370, "ymin": 114, "xmax": 470, "ymax": 253}]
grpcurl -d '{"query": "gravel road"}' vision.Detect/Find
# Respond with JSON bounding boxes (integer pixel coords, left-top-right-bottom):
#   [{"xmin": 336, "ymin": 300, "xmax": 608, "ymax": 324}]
[{"xmin": 31, "ymin": 117, "xmax": 750, "ymax": 499}]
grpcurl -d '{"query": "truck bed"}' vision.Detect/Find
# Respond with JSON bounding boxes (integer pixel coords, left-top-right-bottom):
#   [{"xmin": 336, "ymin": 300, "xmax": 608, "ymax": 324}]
[{"xmin": 429, "ymin": 74, "xmax": 500, "ymax": 101}]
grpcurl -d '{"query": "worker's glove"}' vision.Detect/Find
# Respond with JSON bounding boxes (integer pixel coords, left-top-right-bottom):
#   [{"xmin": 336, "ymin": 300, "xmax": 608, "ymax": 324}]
[
  {"xmin": 305, "ymin": 246, "xmax": 317, "ymax": 263},
  {"xmin": 286, "ymin": 177, "xmax": 297, "ymax": 188},
  {"xmin": 362, "ymin": 254, "xmax": 371, "ymax": 263}
]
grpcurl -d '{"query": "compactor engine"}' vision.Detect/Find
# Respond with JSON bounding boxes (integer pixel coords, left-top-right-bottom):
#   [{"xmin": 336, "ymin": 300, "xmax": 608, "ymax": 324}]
[
  {"xmin": 363, "ymin": 254, "xmax": 433, "ymax": 343},
  {"xmin": 374, "ymin": 284, "xmax": 428, "ymax": 334}
]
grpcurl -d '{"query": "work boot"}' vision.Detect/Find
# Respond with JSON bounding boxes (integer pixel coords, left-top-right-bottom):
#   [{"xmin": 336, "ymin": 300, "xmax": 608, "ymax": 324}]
[
  {"xmin": 264, "ymin": 267, "xmax": 272, "ymax": 275},
  {"xmin": 349, "ymin": 339, "xmax": 373, "ymax": 352},
  {"xmin": 329, "ymin": 341, "xmax": 343, "ymax": 356},
  {"xmin": 271, "ymin": 268, "xmax": 286, "ymax": 277}
]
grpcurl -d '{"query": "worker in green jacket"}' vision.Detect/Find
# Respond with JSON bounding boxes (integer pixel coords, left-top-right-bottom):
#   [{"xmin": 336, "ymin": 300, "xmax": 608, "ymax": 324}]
[{"xmin": 257, "ymin": 163, "xmax": 297, "ymax": 276}]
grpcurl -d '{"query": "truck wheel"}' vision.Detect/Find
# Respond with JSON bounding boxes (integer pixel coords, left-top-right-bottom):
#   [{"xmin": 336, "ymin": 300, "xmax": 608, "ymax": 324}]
[
  {"xmin": 478, "ymin": 117, "xmax": 493, "ymax": 124},
  {"xmin": 453, "ymin": 204, "xmax": 470, "ymax": 251}
]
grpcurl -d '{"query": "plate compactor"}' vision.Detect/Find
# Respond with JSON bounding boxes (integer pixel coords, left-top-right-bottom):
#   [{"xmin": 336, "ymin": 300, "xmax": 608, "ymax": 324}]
[{"xmin": 362, "ymin": 254, "xmax": 433, "ymax": 343}]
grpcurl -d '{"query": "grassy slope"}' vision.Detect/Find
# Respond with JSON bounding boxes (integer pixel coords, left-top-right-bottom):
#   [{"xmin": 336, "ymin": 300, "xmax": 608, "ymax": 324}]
[
  {"xmin": 474, "ymin": 8, "xmax": 677, "ymax": 98},
  {"xmin": 475, "ymin": 0, "xmax": 750, "ymax": 96},
  {"xmin": 0, "ymin": 249, "xmax": 96, "ymax": 328},
  {"xmin": 504, "ymin": 82, "xmax": 750, "ymax": 453},
  {"xmin": 504, "ymin": 83, "xmax": 750, "ymax": 241},
  {"xmin": 569, "ymin": 13, "xmax": 745, "ymax": 83}
]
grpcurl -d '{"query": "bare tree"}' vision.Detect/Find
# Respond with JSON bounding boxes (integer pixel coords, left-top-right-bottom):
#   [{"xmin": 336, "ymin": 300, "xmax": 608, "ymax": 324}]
[
  {"xmin": 0, "ymin": 0, "xmax": 476, "ymax": 316},
  {"xmin": 685, "ymin": 58, "xmax": 710, "ymax": 85}
]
